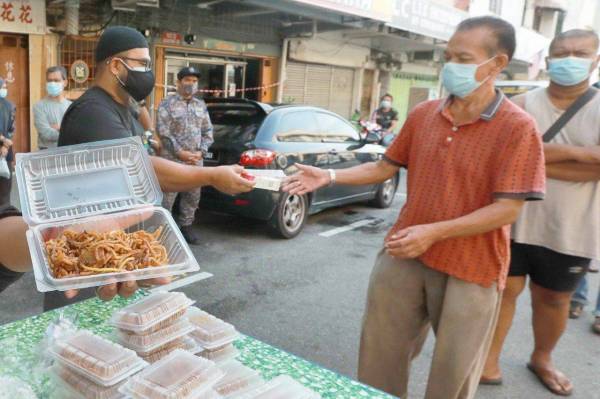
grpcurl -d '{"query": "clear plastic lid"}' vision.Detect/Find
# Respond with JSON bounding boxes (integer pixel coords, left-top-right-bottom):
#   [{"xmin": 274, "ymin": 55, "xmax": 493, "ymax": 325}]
[
  {"xmin": 110, "ymin": 291, "xmax": 194, "ymax": 334},
  {"xmin": 191, "ymin": 390, "xmax": 223, "ymax": 399},
  {"xmin": 119, "ymin": 349, "xmax": 225, "ymax": 399},
  {"xmin": 49, "ymin": 330, "xmax": 147, "ymax": 386},
  {"xmin": 50, "ymin": 364, "xmax": 127, "ymax": 399},
  {"xmin": 187, "ymin": 307, "xmax": 238, "ymax": 350},
  {"xmin": 117, "ymin": 319, "xmax": 195, "ymax": 354},
  {"xmin": 140, "ymin": 336, "xmax": 203, "ymax": 364},
  {"xmin": 16, "ymin": 137, "xmax": 162, "ymax": 226},
  {"xmin": 236, "ymin": 376, "xmax": 321, "ymax": 399},
  {"xmin": 214, "ymin": 361, "xmax": 264, "ymax": 397},
  {"xmin": 199, "ymin": 343, "xmax": 240, "ymax": 364}
]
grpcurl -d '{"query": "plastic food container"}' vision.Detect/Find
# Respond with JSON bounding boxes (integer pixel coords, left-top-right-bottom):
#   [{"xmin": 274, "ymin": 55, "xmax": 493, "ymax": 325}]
[
  {"xmin": 50, "ymin": 364, "xmax": 127, "ymax": 399},
  {"xmin": 16, "ymin": 137, "xmax": 200, "ymax": 292},
  {"xmin": 141, "ymin": 335, "xmax": 203, "ymax": 364},
  {"xmin": 241, "ymin": 170, "xmax": 285, "ymax": 191},
  {"xmin": 214, "ymin": 361, "xmax": 264, "ymax": 397},
  {"xmin": 119, "ymin": 349, "xmax": 225, "ymax": 399},
  {"xmin": 236, "ymin": 375, "xmax": 321, "ymax": 399},
  {"xmin": 198, "ymin": 343, "xmax": 240, "ymax": 364},
  {"xmin": 110, "ymin": 291, "xmax": 194, "ymax": 334},
  {"xmin": 117, "ymin": 319, "xmax": 195, "ymax": 354},
  {"xmin": 48, "ymin": 330, "xmax": 147, "ymax": 386},
  {"xmin": 186, "ymin": 307, "xmax": 239, "ymax": 350}
]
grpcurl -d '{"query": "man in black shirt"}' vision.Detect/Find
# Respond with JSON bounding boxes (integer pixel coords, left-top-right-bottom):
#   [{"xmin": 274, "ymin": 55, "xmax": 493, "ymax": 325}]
[
  {"xmin": 370, "ymin": 93, "xmax": 399, "ymax": 141},
  {"xmin": 36, "ymin": 26, "xmax": 255, "ymax": 309}
]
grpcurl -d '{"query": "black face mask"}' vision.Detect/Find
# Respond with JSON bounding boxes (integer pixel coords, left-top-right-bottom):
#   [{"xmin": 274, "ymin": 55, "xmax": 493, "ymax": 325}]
[{"xmin": 114, "ymin": 59, "xmax": 155, "ymax": 102}]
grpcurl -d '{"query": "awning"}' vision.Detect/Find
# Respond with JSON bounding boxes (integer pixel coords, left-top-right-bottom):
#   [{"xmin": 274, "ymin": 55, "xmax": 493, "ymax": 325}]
[
  {"xmin": 387, "ymin": 0, "xmax": 468, "ymax": 41},
  {"xmin": 514, "ymin": 26, "xmax": 550, "ymax": 63},
  {"xmin": 288, "ymin": 0, "xmax": 395, "ymax": 22},
  {"xmin": 534, "ymin": 0, "xmax": 568, "ymax": 10}
]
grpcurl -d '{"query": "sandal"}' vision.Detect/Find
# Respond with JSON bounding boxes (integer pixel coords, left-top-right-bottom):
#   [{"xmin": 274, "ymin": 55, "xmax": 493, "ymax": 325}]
[
  {"xmin": 569, "ymin": 302, "xmax": 584, "ymax": 319},
  {"xmin": 593, "ymin": 317, "xmax": 600, "ymax": 335},
  {"xmin": 527, "ymin": 363, "xmax": 573, "ymax": 396},
  {"xmin": 480, "ymin": 376, "xmax": 503, "ymax": 385}
]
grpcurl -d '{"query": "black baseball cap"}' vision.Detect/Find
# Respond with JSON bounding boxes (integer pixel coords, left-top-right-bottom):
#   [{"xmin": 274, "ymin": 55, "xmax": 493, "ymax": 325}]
[{"xmin": 177, "ymin": 67, "xmax": 201, "ymax": 81}]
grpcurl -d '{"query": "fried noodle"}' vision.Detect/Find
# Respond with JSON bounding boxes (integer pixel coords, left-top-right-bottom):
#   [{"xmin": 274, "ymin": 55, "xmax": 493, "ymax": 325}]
[{"xmin": 45, "ymin": 227, "xmax": 168, "ymax": 278}]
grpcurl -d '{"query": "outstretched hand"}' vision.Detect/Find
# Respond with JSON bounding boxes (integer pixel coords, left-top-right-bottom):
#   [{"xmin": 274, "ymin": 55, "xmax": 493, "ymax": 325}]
[
  {"xmin": 281, "ymin": 164, "xmax": 330, "ymax": 195},
  {"xmin": 211, "ymin": 165, "xmax": 256, "ymax": 195}
]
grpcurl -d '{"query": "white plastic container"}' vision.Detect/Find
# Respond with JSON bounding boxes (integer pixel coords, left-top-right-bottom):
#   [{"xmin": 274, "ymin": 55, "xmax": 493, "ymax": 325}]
[
  {"xmin": 242, "ymin": 170, "xmax": 285, "ymax": 191},
  {"xmin": 236, "ymin": 375, "xmax": 321, "ymax": 399},
  {"xmin": 16, "ymin": 137, "xmax": 200, "ymax": 292},
  {"xmin": 117, "ymin": 319, "xmax": 196, "ymax": 354},
  {"xmin": 50, "ymin": 364, "xmax": 127, "ymax": 399},
  {"xmin": 48, "ymin": 330, "xmax": 147, "ymax": 387},
  {"xmin": 110, "ymin": 291, "xmax": 194, "ymax": 334},
  {"xmin": 198, "ymin": 343, "xmax": 240, "ymax": 364},
  {"xmin": 214, "ymin": 360, "xmax": 265, "ymax": 398},
  {"xmin": 186, "ymin": 307, "xmax": 239, "ymax": 350},
  {"xmin": 119, "ymin": 349, "xmax": 224, "ymax": 399}
]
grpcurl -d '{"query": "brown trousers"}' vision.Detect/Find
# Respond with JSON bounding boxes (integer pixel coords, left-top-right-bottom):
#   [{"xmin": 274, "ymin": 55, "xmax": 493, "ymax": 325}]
[{"xmin": 358, "ymin": 252, "xmax": 501, "ymax": 399}]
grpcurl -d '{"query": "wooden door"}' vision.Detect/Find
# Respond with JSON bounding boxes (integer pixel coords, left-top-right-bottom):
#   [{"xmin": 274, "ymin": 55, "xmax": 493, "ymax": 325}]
[
  {"xmin": 360, "ymin": 69, "xmax": 374, "ymax": 119},
  {"xmin": 259, "ymin": 58, "xmax": 278, "ymax": 103},
  {"xmin": 0, "ymin": 33, "xmax": 30, "ymax": 154}
]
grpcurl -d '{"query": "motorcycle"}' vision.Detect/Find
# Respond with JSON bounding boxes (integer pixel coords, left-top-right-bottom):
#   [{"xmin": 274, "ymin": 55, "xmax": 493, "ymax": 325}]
[{"xmin": 358, "ymin": 120, "xmax": 395, "ymax": 147}]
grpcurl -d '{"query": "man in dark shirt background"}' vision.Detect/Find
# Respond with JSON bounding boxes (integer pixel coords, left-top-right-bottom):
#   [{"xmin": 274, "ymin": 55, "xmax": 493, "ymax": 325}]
[
  {"xmin": 371, "ymin": 93, "xmax": 399, "ymax": 139},
  {"xmin": 41, "ymin": 26, "xmax": 254, "ymax": 310}
]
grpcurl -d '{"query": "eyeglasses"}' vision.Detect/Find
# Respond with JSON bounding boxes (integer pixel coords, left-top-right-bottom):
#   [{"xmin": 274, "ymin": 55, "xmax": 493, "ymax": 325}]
[{"xmin": 110, "ymin": 57, "xmax": 153, "ymax": 72}]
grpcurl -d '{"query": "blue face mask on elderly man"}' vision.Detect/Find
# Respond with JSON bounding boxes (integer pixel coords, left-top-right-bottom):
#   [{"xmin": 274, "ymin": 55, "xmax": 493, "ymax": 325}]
[{"xmin": 441, "ymin": 57, "xmax": 497, "ymax": 99}]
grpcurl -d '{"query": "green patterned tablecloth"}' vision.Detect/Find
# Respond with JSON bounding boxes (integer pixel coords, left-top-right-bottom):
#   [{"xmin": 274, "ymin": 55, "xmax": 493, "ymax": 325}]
[{"xmin": 0, "ymin": 292, "xmax": 395, "ymax": 399}]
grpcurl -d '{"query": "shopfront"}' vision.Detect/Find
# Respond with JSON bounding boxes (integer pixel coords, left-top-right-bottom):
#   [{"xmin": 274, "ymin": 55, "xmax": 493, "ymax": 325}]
[
  {"xmin": 0, "ymin": 0, "xmax": 48, "ymax": 152},
  {"xmin": 152, "ymin": 38, "xmax": 280, "ymax": 111}
]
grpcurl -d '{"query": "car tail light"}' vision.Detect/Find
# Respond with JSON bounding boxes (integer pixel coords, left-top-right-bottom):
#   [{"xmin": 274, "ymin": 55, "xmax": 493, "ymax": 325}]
[
  {"xmin": 239, "ymin": 149, "xmax": 276, "ymax": 167},
  {"xmin": 234, "ymin": 199, "xmax": 250, "ymax": 206}
]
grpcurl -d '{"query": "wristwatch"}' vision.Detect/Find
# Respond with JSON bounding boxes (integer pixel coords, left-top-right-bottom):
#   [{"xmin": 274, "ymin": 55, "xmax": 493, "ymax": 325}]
[{"xmin": 327, "ymin": 169, "xmax": 336, "ymax": 186}]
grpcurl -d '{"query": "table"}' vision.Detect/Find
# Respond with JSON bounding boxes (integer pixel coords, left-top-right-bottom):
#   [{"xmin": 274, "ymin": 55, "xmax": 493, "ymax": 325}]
[{"xmin": 0, "ymin": 291, "xmax": 396, "ymax": 399}]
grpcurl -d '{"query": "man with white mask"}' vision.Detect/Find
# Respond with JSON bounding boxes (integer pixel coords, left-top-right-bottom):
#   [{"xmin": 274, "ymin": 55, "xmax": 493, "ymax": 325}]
[
  {"xmin": 482, "ymin": 29, "xmax": 600, "ymax": 397},
  {"xmin": 33, "ymin": 66, "xmax": 71, "ymax": 149},
  {"xmin": 282, "ymin": 16, "xmax": 546, "ymax": 399}
]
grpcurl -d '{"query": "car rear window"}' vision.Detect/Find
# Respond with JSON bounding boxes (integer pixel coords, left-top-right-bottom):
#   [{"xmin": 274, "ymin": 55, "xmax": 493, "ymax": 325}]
[{"xmin": 207, "ymin": 104, "xmax": 266, "ymax": 143}]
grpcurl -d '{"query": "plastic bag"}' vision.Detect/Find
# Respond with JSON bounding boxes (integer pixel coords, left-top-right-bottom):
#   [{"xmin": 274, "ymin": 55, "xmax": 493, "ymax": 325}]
[{"xmin": 0, "ymin": 157, "xmax": 9, "ymax": 179}]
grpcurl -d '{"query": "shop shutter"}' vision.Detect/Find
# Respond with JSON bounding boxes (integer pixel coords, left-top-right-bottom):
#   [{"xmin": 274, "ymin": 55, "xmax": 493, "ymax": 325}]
[{"xmin": 283, "ymin": 61, "xmax": 355, "ymax": 118}]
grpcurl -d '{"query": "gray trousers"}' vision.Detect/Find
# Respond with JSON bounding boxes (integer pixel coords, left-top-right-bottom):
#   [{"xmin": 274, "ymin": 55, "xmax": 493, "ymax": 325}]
[
  {"xmin": 358, "ymin": 252, "xmax": 501, "ymax": 399},
  {"xmin": 162, "ymin": 188, "xmax": 201, "ymax": 227}
]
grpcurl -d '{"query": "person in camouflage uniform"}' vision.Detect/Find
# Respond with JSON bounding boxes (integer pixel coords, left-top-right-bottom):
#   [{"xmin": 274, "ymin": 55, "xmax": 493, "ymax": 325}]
[{"xmin": 158, "ymin": 66, "xmax": 214, "ymax": 244}]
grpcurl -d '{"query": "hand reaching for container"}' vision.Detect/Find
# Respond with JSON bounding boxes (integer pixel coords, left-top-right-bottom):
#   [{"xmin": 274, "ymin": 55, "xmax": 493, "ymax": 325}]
[{"xmin": 282, "ymin": 164, "xmax": 331, "ymax": 195}]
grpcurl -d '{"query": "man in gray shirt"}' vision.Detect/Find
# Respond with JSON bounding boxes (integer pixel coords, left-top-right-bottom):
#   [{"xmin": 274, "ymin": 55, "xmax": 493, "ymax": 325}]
[{"xmin": 33, "ymin": 66, "xmax": 71, "ymax": 149}]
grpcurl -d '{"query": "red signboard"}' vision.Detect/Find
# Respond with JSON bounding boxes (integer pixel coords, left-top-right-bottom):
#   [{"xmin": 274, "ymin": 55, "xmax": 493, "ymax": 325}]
[{"xmin": 161, "ymin": 31, "xmax": 182, "ymax": 45}]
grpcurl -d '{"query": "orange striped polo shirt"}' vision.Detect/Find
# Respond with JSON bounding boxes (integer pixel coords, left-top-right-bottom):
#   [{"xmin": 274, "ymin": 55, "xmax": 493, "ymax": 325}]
[{"xmin": 384, "ymin": 91, "xmax": 546, "ymax": 289}]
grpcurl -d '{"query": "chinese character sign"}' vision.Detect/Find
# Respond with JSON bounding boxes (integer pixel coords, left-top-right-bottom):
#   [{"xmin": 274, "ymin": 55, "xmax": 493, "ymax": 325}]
[{"xmin": 0, "ymin": 0, "xmax": 45, "ymax": 34}]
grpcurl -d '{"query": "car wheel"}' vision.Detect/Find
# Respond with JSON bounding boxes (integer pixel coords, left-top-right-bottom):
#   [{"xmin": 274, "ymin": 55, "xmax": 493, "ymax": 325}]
[
  {"xmin": 370, "ymin": 175, "xmax": 398, "ymax": 208},
  {"xmin": 269, "ymin": 193, "xmax": 308, "ymax": 238}
]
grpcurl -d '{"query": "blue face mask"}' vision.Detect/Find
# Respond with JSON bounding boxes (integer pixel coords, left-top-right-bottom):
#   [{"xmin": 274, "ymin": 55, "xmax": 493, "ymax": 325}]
[
  {"xmin": 547, "ymin": 57, "xmax": 593, "ymax": 86},
  {"xmin": 441, "ymin": 57, "xmax": 495, "ymax": 98},
  {"xmin": 46, "ymin": 82, "xmax": 64, "ymax": 97},
  {"xmin": 0, "ymin": 88, "xmax": 7, "ymax": 98}
]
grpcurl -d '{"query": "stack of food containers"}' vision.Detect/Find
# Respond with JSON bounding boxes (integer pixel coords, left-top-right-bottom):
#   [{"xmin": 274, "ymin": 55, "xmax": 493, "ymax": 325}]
[
  {"xmin": 110, "ymin": 291, "xmax": 199, "ymax": 363},
  {"xmin": 48, "ymin": 330, "xmax": 147, "ymax": 399},
  {"xmin": 213, "ymin": 361, "xmax": 265, "ymax": 398},
  {"xmin": 187, "ymin": 307, "xmax": 240, "ymax": 364},
  {"xmin": 15, "ymin": 137, "xmax": 200, "ymax": 294},
  {"xmin": 119, "ymin": 349, "xmax": 225, "ymax": 399}
]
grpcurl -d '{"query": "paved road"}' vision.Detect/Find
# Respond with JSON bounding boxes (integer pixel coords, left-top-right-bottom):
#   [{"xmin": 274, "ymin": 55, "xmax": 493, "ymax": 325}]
[{"xmin": 2, "ymin": 177, "xmax": 599, "ymax": 398}]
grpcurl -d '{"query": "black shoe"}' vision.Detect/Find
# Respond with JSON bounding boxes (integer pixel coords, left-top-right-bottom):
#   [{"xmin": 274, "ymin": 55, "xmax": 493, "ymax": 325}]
[{"xmin": 180, "ymin": 225, "xmax": 199, "ymax": 245}]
